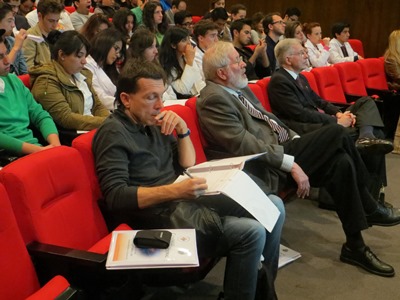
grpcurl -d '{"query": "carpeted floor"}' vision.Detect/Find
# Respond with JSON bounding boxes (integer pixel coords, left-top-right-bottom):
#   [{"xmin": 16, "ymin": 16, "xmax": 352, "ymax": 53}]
[{"xmin": 143, "ymin": 153, "xmax": 400, "ymax": 300}]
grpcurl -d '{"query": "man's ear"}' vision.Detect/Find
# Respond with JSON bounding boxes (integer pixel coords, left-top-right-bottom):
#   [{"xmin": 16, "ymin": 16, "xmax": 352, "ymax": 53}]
[
  {"xmin": 233, "ymin": 29, "xmax": 239, "ymax": 39},
  {"xmin": 120, "ymin": 92, "xmax": 131, "ymax": 109},
  {"xmin": 216, "ymin": 67, "xmax": 228, "ymax": 81}
]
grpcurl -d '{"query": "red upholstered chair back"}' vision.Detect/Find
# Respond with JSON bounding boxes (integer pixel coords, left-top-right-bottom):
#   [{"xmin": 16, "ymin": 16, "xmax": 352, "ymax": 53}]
[
  {"xmin": 311, "ymin": 66, "xmax": 347, "ymax": 104},
  {"xmin": 185, "ymin": 97, "xmax": 209, "ymax": 151},
  {"xmin": 334, "ymin": 62, "xmax": 368, "ymax": 96},
  {"xmin": 0, "ymin": 183, "xmax": 41, "ymax": 299},
  {"xmin": 18, "ymin": 74, "xmax": 31, "ymax": 89},
  {"xmin": 249, "ymin": 83, "xmax": 268, "ymax": 110},
  {"xmin": 64, "ymin": 5, "xmax": 76, "ymax": 13},
  {"xmin": 0, "ymin": 146, "xmax": 109, "ymax": 249},
  {"xmin": 72, "ymin": 129, "xmax": 102, "ymax": 201},
  {"xmin": 255, "ymin": 77, "xmax": 272, "ymax": 112},
  {"xmin": 192, "ymin": 15, "xmax": 202, "ymax": 24},
  {"xmin": 165, "ymin": 104, "xmax": 207, "ymax": 164},
  {"xmin": 357, "ymin": 58, "xmax": 389, "ymax": 91},
  {"xmin": 348, "ymin": 39, "xmax": 365, "ymax": 58},
  {"xmin": 300, "ymin": 71, "xmax": 320, "ymax": 95}
]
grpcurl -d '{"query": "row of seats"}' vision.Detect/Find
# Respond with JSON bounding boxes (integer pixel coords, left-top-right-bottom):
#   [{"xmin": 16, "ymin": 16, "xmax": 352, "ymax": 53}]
[{"xmin": 251, "ymin": 58, "xmax": 391, "ymax": 113}]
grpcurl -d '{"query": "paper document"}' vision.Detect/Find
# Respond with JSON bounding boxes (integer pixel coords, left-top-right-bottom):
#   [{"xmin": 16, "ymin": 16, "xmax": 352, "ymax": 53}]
[
  {"xmin": 27, "ymin": 34, "xmax": 44, "ymax": 43},
  {"xmin": 175, "ymin": 153, "xmax": 281, "ymax": 232},
  {"xmin": 278, "ymin": 244, "xmax": 301, "ymax": 268},
  {"xmin": 106, "ymin": 229, "xmax": 199, "ymax": 270}
]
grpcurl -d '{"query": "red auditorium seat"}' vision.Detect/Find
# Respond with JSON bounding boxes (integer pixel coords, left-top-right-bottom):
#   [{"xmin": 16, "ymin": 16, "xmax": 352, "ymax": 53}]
[
  {"xmin": 333, "ymin": 62, "xmax": 368, "ymax": 102},
  {"xmin": 348, "ymin": 39, "xmax": 365, "ymax": 58},
  {"xmin": 191, "ymin": 15, "xmax": 202, "ymax": 24},
  {"xmin": 255, "ymin": 77, "xmax": 272, "ymax": 112},
  {"xmin": 64, "ymin": 6, "xmax": 76, "ymax": 13},
  {"xmin": 18, "ymin": 74, "xmax": 30, "ymax": 89},
  {"xmin": 0, "ymin": 183, "xmax": 75, "ymax": 300},
  {"xmin": 249, "ymin": 83, "xmax": 268, "ymax": 110},
  {"xmin": 311, "ymin": 66, "xmax": 349, "ymax": 105},
  {"xmin": 300, "ymin": 71, "xmax": 320, "ymax": 95},
  {"xmin": 185, "ymin": 96, "xmax": 209, "ymax": 149},
  {"xmin": 357, "ymin": 58, "xmax": 390, "ymax": 93}
]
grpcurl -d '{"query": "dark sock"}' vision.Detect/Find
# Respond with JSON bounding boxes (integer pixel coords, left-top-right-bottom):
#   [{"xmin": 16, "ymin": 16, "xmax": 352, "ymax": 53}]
[
  {"xmin": 359, "ymin": 126, "xmax": 375, "ymax": 139},
  {"xmin": 345, "ymin": 232, "xmax": 366, "ymax": 250}
]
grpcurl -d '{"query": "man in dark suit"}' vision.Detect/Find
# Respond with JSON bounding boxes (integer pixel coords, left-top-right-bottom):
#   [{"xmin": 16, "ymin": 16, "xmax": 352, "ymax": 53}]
[
  {"xmin": 197, "ymin": 41, "xmax": 400, "ymax": 278},
  {"xmin": 268, "ymin": 38, "xmax": 392, "ymax": 205}
]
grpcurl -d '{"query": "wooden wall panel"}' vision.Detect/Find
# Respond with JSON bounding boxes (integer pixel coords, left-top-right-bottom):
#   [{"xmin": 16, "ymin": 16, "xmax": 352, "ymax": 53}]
[{"xmin": 186, "ymin": 0, "xmax": 400, "ymax": 58}]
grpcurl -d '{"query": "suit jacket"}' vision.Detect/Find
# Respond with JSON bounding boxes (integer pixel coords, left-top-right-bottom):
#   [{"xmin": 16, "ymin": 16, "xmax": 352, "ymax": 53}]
[
  {"xmin": 268, "ymin": 68, "xmax": 340, "ymax": 134},
  {"xmin": 197, "ymin": 81, "xmax": 298, "ymax": 193}
]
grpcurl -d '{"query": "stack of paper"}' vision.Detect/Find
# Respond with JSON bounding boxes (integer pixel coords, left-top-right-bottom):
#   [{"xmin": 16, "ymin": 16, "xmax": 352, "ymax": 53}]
[
  {"xmin": 106, "ymin": 229, "xmax": 199, "ymax": 270},
  {"xmin": 278, "ymin": 244, "xmax": 301, "ymax": 268}
]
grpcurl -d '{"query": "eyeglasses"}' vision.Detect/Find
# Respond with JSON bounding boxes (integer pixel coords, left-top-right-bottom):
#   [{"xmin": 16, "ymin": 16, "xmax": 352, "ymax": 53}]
[
  {"xmin": 182, "ymin": 22, "xmax": 194, "ymax": 27},
  {"xmin": 290, "ymin": 50, "xmax": 307, "ymax": 57},
  {"xmin": 271, "ymin": 20, "xmax": 286, "ymax": 25},
  {"xmin": 221, "ymin": 56, "xmax": 243, "ymax": 67}
]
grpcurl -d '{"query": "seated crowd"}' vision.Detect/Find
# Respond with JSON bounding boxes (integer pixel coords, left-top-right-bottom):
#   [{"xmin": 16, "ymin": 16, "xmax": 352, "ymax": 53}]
[{"xmin": 2, "ymin": 1, "xmax": 400, "ymax": 299}]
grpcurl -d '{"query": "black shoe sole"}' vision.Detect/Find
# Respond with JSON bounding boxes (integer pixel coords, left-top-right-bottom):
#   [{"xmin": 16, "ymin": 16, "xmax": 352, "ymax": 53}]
[
  {"xmin": 357, "ymin": 143, "xmax": 394, "ymax": 155},
  {"xmin": 340, "ymin": 255, "xmax": 395, "ymax": 277},
  {"xmin": 367, "ymin": 219, "xmax": 400, "ymax": 227}
]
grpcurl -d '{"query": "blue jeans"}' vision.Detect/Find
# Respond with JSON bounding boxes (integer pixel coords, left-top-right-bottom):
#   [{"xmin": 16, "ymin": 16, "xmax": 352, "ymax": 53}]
[{"xmin": 215, "ymin": 194, "xmax": 285, "ymax": 300}]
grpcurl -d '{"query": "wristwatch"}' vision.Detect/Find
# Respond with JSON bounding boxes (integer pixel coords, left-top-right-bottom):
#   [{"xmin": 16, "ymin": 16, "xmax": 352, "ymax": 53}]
[{"xmin": 177, "ymin": 129, "xmax": 191, "ymax": 139}]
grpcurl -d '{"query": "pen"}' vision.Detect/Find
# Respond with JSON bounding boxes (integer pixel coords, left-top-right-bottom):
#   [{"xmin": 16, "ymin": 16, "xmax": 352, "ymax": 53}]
[{"xmin": 183, "ymin": 170, "xmax": 194, "ymax": 178}]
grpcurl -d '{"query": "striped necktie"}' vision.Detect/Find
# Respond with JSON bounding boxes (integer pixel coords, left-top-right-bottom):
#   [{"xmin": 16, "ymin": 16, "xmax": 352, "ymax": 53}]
[{"xmin": 237, "ymin": 92, "xmax": 290, "ymax": 143}]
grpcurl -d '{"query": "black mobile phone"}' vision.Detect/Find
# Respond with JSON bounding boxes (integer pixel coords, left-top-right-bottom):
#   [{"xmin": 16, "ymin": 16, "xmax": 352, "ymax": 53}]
[{"xmin": 133, "ymin": 230, "xmax": 172, "ymax": 249}]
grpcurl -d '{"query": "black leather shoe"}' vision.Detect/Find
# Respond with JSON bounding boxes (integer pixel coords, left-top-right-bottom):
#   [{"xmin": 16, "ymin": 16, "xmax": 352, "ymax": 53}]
[
  {"xmin": 340, "ymin": 244, "xmax": 395, "ymax": 277},
  {"xmin": 355, "ymin": 137, "xmax": 394, "ymax": 155},
  {"xmin": 366, "ymin": 203, "xmax": 400, "ymax": 226}
]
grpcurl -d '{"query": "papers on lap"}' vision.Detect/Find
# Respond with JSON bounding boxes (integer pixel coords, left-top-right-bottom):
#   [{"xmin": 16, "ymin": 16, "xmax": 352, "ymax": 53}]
[
  {"xmin": 175, "ymin": 153, "xmax": 281, "ymax": 233},
  {"xmin": 106, "ymin": 229, "xmax": 199, "ymax": 270}
]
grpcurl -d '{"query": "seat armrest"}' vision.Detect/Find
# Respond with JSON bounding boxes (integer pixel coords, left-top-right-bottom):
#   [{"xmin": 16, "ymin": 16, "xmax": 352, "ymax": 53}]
[
  {"xmin": 28, "ymin": 241, "xmax": 107, "ymax": 268},
  {"xmin": 344, "ymin": 94, "xmax": 362, "ymax": 103}
]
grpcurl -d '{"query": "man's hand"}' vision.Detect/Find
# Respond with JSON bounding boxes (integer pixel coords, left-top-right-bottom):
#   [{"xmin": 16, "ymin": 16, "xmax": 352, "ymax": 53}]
[
  {"xmin": 174, "ymin": 177, "xmax": 208, "ymax": 199},
  {"xmin": 291, "ymin": 162, "xmax": 310, "ymax": 198},
  {"xmin": 155, "ymin": 110, "xmax": 188, "ymax": 135},
  {"xmin": 254, "ymin": 39, "xmax": 267, "ymax": 56},
  {"xmin": 336, "ymin": 111, "xmax": 356, "ymax": 127},
  {"xmin": 14, "ymin": 29, "xmax": 28, "ymax": 50}
]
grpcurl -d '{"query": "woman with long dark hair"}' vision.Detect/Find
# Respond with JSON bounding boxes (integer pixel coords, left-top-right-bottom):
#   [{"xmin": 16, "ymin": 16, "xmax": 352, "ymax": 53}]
[
  {"xmin": 86, "ymin": 28, "xmax": 126, "ymax": 110},
  {"xmin": 141, "ymin": 1, "xmax": 168, "ymax": 46},
  {"xmin": 159, "ymin": 27, "xmax": 205, "ymax": 99},
  {"xmin": 113, "ymin": 8, "xmax": 136, "ymax": 44}
]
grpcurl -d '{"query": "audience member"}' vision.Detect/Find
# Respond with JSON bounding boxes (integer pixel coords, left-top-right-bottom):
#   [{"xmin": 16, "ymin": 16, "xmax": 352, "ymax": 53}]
[
  {"xmin": 231, "ymin": 18, "xmax": 269, "ymax": 80},
  {"xmin": 164, "ymin": 0, "xmax": 186, "ymax": 25},
  {"xmin": 25, "ymin": 0, "xmax": 74, "ymax": 31},
  {"xmin": 30, "ymin": 30, "xmax": 109, "ymax": 134},
  {"xmin": 130, "ymin": 0, "xmax": 150, "ymax": 26},
  {"xmin": 209, "ymin": 0, "xmax": 224, "ymax": 11},
  {"xmin": 127, "ymin": 27, "xmax": 158, "ymax": 61},
  {"xmin": 4, "ymin": 0, "xmax": 30, "ymax": 30},
  {"xmin": 383, "ymin": 29, "xmax": 400, "ymax": 146},
  {"xmin": 269, "ymin": 38, "xmax": 392, "ymax": 202},
  {"xmin": 284, "ymin": 21, "xmax": 305, "ymax": 44},
  {"xmin": 112, "ymin": 8, "xmax": 136, "ymax": 44},
  {"xmin": 197, "ymin": 41, "xmax": 400, "ymax": 278},
  {"xmin": 209, "ymin": 7, "xmax": 230, "ymax": 41},
  {"xmin": 70, "ymin": 0, "xmax": 93, "ymax": 31},
  {"xmin": 92, "ymin": 58, "xmax": 285, "ymax": 300},
  {"xmin": 18, "ymin": 0, "xmax": 35, "ymax": 16},
  {"xmin": 282, "ymin": 7, "xmax": 301, "ymax": 23},
  {"xmin": 79, "ymin": 13, "xmax": 111, "ymax": 42},
  {"xmin": 0, "ymin": 3, "xmax": 28, "ymax": 75},
  {"xmin": 0, "ymin": 29, "xmax": 60, "ymax": 158},
  {"xmin": 250, "ymin": 11, "xmax": 265, "ymax": 45},
  {"xmin": 229, "ymin": 3, "xmax": 246, "ymax": 22},
  {"xmin": 174, "ymin": 10, "xmax": 193, "ymax": 35},
  {"xmin": 94, "ymin": 0, "xmax": 118, "ymax": 18},
  {"xmin": 140, "ymin": 1, "xmax": 168, "ymax": 46},
  {"xmin": 85, "ymin": 28, "xmax": 126, "ymax": 110},
  {"xmin": 193, "ymin": 19, "xmax": 218, "ymax": 78},
  {"xmin": 263, "ymin": 12, "xmax": 285, "ymax": 73},
  {"xmin": 23, "ymin": 0, "xmax": 63, "ymax": 70},
  {"xmin": 303, "ymin": 22, "xmax": 331, "ymax": 67},
  {"xmin": 329, "ymin": 22, "xmax": 363, "ymax": 64},
  {"xmin": 159, "ymin": 27, "xmax": 204, "ymax": 98}
]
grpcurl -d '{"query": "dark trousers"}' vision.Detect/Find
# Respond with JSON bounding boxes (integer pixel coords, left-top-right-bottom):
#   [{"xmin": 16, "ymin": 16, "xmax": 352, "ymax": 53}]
[{"xmin": 283, "ymin": 124, "xmax": 378, "ymax": 235}]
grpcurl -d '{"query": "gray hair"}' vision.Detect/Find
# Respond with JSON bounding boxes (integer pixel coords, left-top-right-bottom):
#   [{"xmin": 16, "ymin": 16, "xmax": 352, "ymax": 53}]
[
  {"xmin": 203, "ymin": 41, "xmax": 234, "ymax": 81},
  {"xmin": 274, "ymin": 38, "xmax": 302, "ymax": 66}
]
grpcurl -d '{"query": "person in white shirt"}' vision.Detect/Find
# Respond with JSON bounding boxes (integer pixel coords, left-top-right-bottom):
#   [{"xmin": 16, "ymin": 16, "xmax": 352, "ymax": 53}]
[
  {"xmin": 26, "ymin": 0, "xmax": 74, "ymax": 30},
  {"xmin": 193, "ymin": 19, "xmax": 219, "ymax": 81},
  {"xmin": 70, "ymin": 0, "xmax": 93, "ymax": 31},
  {"xmin": 159, "ymin": 26, "xmax": 205, "ymax": 99},
  {"xmin": 85, "ymin": 28, "xmax": 126, "ymax": 111},
  {"xmin": 329, "ymin": 22, "xmax": 363, "ymax": 64},
  {"xmin": 303, "ymin": 22, "xmax": 331, "ymax": 67}
]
